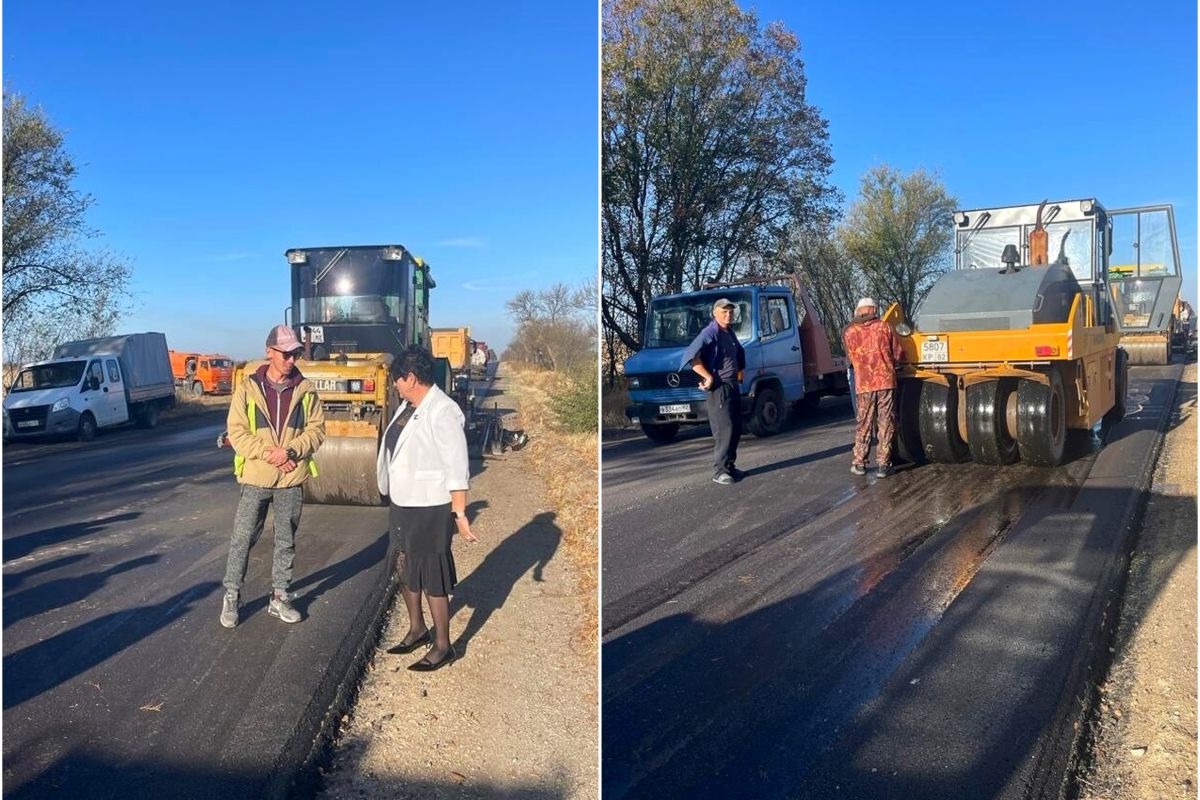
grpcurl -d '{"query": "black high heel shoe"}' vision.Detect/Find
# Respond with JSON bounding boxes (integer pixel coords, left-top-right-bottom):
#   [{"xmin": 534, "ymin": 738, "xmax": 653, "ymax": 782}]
[
  {"xmin": 408, "ymin": 646, "xmax": 457, "ymax": 672},
  {"xmin": 386, "ymin": 629, "xmax": 431, "ymax": 654}
]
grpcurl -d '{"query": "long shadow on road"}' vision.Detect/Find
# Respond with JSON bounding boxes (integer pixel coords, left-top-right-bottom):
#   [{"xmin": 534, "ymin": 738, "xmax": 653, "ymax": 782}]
[
  {"xmin": 3, "ymin": 581, "xmax": 220, "ymax": 710},
  {"xmin": 450, "ymin": 511, "xmax": 562, "ymax": 656}
]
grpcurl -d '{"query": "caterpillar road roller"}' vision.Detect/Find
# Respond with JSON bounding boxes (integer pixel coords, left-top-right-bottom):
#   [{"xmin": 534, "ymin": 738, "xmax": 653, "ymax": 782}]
[
  {"xmin": 1105, "ymin": 204, "xmax": 1184, "ymax": 365},
  {"xmin": 233, "ymin": 245, "xmax": 437, "ymax": 505},
  {"xmin": 884, "ymin": 198, "xmax": 1147, "ymax": 468}
]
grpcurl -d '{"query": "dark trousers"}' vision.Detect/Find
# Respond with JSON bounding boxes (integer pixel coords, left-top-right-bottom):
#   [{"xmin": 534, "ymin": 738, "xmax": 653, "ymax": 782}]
[{"xmin": 706, "ymin": 383, "xmax": 742, "ymax": 476}]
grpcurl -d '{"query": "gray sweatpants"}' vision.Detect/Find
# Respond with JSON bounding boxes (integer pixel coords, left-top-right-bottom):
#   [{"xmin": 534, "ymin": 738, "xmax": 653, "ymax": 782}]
[{"xmin": 222, "ymin": 484, "xmax": 304, "ymax": 595}]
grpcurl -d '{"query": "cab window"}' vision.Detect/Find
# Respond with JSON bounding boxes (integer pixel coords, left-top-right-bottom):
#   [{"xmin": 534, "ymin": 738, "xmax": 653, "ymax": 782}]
[{"xmin": 106, "ymin": 359, "xmax": 121, "ymax": 383}]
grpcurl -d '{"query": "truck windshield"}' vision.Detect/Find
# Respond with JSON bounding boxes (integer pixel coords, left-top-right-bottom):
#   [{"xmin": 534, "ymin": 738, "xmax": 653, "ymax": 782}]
[
  {"xmin": 293, "ymin": 249, "xmax": 408, "ymax": 325},
  {"xmin": 10, "ymin": 361, "xmax": 87, "ymax": 392},
  {"xmin": 210, "ymin": 359, "xmax": 232, "ymax": 368},
  {"xmin": 645, "ymin": 292, "xmax": 753, "ymax": 348}
]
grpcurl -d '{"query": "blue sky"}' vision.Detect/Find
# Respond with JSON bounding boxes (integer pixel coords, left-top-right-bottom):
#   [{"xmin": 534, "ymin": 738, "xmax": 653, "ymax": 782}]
[
  {"xmin": 752, "ymin": 0, "xmax": 1198, "ymax": 307},
  {"xmin": 4, "ymin": 2, "xmax": 599, "ymax": 359}
]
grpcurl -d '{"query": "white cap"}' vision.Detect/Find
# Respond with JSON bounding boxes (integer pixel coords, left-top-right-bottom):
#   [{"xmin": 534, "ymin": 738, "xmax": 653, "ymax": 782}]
[{"xmin": 855, "ymin": 297, "xmax": 877, "ymax": 312}]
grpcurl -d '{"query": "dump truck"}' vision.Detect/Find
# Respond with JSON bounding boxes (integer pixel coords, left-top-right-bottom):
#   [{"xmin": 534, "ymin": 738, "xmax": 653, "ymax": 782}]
[
  {"xmin": 1104, "ymin": 204, "xmax": 1184, "ymax": 365},
  {"xmin": 4, "ymin": 332, "xmax": 176, "ymax": 441},
  {"xmin": 431, "ymin": 327, "xmax": 472, "ymax": 372},
  {"xmin": 623, "ymin": 274, "xmax": 849, "ymax": 443},
  {"xmin": 885, "ymin": 198, "xmax": 1140, "ymax": 467},
  {"xmin": 170, "ymin": 350, "xmax": 234, "ymax": 395},
  {"xmin": 229, "ymin": 245, "xmax": 439, "ymax": 505}
]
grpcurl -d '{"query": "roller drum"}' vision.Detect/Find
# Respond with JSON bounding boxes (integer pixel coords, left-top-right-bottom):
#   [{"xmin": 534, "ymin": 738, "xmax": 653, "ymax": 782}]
[
  {"xmin": 303, "ymin": 436, "xmax": 385, "ymax": 506},
  {"xmin": 894, "ymin": 379, "xmax": 925, "ymax": 464},
  {"xmin": 1015, "ymin": 370, "xmax": 1066, "ymax": 467},
  {"xmin": 1122, "ymin": 335, "xmax": 1170, "ymax": 366},
  {"xmin": 966, "ymin": 379, "xmax": 1019, "ymax": 465}
]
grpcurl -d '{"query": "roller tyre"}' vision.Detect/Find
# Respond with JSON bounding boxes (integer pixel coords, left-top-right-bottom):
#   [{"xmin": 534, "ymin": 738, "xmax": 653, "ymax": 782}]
[
  {"xmin": 918, "ymin": 380, "xmax": 969, "ymax": 463},
  {"xmin": 1103, "ymin": 348, "xmax": 1128, "ymax": 428},
  {"xmin": 1016, "ymin": 370, "xmax": 1067, "ymax": 467},
  {"xmin": 894, "ymin": 379, "xmax": 925, "ymax": 465},
  {"xmin": 966, "ymin": 379, "xmax": 1019, "ymax": 465}
]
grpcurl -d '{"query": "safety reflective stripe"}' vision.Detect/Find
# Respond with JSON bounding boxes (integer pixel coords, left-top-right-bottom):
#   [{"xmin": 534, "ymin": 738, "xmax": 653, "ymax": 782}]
[{"xmin": 232, "ymin": 391, "xmax": 319, "ymax": 478}]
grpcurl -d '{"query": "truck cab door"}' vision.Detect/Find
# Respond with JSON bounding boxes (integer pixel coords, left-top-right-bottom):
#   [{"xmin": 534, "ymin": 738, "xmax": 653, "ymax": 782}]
[
  {"xmin": 757, "ymin": 295, "xmax": 806, "ymax": 401},
  {"xmin": 104, "ymin": 359, "xmax": 129, "ymax": 424},
  {"xmin": 80, "ymin": 360, "xmax": 114, "ymax": 426}
]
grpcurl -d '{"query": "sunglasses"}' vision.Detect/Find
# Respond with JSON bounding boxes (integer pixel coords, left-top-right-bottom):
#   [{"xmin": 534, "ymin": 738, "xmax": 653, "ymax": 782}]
[{"xmin": 272, "ymin": 349, "xmax": 301, "ymax": 360}]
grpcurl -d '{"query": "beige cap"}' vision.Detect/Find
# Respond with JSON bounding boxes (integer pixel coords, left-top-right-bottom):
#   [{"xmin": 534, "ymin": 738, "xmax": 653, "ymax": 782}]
[
  {"xmin": 855, "ymin": 297, "xmax": 877, "ymax": 312},
  {"xmin": 712, "ymin": 298, "xmax": 737, "ymax": 314},
  {"xmin": 266, "ymin": 324, "xmax": 302, "ymax": 353}
]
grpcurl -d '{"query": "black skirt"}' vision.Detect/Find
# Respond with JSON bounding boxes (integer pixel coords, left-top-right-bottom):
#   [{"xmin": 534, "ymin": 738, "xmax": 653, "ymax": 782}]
[{"xmin": 389, "ymin": 502, "xmax": 457, "ymax": 596}]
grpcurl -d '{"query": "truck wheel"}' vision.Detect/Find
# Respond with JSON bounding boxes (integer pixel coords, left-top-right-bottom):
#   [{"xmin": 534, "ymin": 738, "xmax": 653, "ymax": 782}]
[
  {"xmin": 191, "ymin": 381, "xmax": 205, "ymax": 397},
  {"xmin": 77, "ymin": 413, "xmax": 97, "ymax": 442},
  {"xmin": 966, "ymin": 379, "xmax": 1020, "ymax": 465},
  {"xmin": 747, "ymin": 386, "xmax": 784, "ymax": 437},
  {"xmin": 1016, "ymin": 369, "xmax": 1066, "ymax": 467},
  {"xmin": 137, "ymin": 404, "xmax": 160, "ymax": 430},
  {"xmin": 918, "ymin": 380, "xmax": 969, "ymax": 463},
  {"xmin": 640, "ymin": 422, "xmax": 679, "ymax": 444},
  {"xmin": 894, "ymin": 379, "xmax": 925, "ymax": 465},
  {"xmin": 1103, "ymin": 349, "xmax": 1129, "ymax": 429}
]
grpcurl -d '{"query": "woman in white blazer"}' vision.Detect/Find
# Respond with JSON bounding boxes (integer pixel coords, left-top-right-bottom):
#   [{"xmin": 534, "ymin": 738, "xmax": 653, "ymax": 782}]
[{"xmin": 376, "ymin": 346, "xmax": 476, "ymax": 671}]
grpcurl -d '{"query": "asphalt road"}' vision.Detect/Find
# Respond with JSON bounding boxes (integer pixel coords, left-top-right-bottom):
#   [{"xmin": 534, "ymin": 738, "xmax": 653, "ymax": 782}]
[
  {"xmin": 2, "ymin": 410, "xmax": 393, "ymax": 799},
  {"xmin": 602, "ymin": 365, "xmax": 1184, "ymax": 800}
]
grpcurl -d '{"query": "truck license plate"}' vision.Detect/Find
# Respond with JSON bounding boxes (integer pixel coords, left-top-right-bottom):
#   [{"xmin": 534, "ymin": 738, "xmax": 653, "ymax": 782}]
[
  {"xmin": 659, "ymin": 403, "xmax": 690, "ymax": 415},
  {"xmin": 921, "ymin": 339, "xmax": 949, "ymax": 363},
  {"xmin": 16, "ymin": 420, "xmax": 39, "ymax": 428}
]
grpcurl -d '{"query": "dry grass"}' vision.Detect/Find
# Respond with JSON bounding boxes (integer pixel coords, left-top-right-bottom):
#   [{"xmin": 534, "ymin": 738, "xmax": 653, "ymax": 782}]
[
  {"xmin": 602, "ymin": 384, "xmax": 631, "ymax": 429},
  {"xmin": 502, "ymin": 364, "xmax": 598, "ymax": 656},
  {"xmin": 164, "ymin": 389, "xmax": 231, "ymax": 418}
]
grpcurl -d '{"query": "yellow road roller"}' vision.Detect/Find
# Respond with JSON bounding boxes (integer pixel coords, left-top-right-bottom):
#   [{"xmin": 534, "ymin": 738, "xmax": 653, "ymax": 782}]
[
  {"xmin": 1105, "ymin": 204, "xmax": 1184, "ymax": 365},
  {"xmin": 885, "ymin": 198, "xmax": 1153, "ymax": 467},
  {"xmin": 233, "ymin": 244, "xmax": 437, "ymax": 504}
]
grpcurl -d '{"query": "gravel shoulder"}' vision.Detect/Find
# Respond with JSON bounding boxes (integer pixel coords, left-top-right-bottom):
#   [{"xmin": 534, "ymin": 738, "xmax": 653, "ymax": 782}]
[
  {"xmin": 1077, "ymin": 360, "xmax": 1197, "ymax": 800},
  {"xmin": 315, "ymin": 374, "xmax": 598, "ymax": 800}
]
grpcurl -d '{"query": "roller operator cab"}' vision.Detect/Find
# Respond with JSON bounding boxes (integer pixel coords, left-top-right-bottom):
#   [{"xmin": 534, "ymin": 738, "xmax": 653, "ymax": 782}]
[
  {"xmin": 231, "ymin": 245, "xmax": 438, "ymax": 506},
  {"xmin": 1105, "ymin": 205, "xmax": 1184, "ymax": 365},
  {"xmin": 623, "ymin": 277, "xmax": 848, "ymax": 444},
  {"xmin": 886, "ymin": 198, "xmax": 1143, "ymax": 468}
]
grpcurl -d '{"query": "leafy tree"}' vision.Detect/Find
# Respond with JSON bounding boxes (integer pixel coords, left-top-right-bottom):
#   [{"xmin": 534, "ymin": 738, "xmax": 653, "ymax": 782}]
[
  {"xmin": 3, "ymin": 89, "xmax": 131, "ymax": 365},
  {"xmin": 839, "ymin": 165, "xmax": 957, "ymax": 315},
  {"xmin": 602, "ymin": 0, "xmax": 839, "ymax": 352},
  {"xmin": 787, "ymin": 221, "xmax": 863, "ymax": 351}
]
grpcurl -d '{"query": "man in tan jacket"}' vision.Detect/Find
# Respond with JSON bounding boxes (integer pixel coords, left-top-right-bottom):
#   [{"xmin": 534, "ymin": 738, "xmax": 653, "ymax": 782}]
[{"xmin": 220, "ymin": 325, "xmax": 325, "ymax": 628}]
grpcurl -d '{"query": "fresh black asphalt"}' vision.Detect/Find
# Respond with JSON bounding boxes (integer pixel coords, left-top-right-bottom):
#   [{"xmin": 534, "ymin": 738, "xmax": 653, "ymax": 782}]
[
  {"xmin": 602, "ymin": 365, "xmax": 1184, "ymax": 799},
  {"xmin": 2, "ymin": 410, "xmax": 395, "ymax": 799}
]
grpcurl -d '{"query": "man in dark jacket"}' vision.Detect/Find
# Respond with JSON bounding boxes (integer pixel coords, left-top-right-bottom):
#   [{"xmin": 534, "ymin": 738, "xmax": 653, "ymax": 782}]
[
  {"xmin": 681, "ymin": 298, "xmax": 746, "ymax": 485},
  {"xmin": 842, "ymin": 298, "xmax": 903, "ymax": 478}
]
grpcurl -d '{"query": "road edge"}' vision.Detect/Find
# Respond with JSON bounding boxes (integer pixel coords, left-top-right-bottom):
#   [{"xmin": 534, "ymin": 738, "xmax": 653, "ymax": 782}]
[{"xmin": 1029, "ymin": 366, "xmax": 1184, "ymax": 800}]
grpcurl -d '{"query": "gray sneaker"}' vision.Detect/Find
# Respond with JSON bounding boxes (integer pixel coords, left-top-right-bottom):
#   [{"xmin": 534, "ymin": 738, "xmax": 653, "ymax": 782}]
[
  {"xmin": 712, "ymin": 472, "xmax": 734, "ymax": 485},
  {"xmin": 268, "ymin": 592, "xmax": 302, "ymax": 624},
  {"xmin": 850, "ymin": 463, "xmax": 867, "ymax": 475},
  {"xmin": 220, "ymin": 591, "xmax": 239, "ymax": 629}
]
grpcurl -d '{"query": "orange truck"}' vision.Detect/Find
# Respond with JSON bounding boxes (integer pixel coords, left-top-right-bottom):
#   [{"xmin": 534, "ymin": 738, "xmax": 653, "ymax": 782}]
[{"xmin": 169, "ymin": 350, "xmax": 234, "ymax": 396}]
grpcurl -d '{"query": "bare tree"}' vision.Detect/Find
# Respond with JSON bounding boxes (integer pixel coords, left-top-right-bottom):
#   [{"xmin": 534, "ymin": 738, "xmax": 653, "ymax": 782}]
[{"xmin": 3, "ymin": 88, "xmax": 132, "ymax": 365}]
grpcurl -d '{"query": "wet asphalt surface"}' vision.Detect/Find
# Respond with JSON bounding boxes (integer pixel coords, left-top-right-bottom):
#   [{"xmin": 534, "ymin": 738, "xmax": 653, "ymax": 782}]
[
  {"xmin": 602, "ymin": 365, "xmax": 1184, "ymax": 800},
  {"xmin": 2, "ymin": 410, "xmax": 392, "ymax": 799}
]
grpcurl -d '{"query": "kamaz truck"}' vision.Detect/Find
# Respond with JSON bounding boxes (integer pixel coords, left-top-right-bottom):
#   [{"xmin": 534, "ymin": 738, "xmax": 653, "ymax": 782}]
[{"xmin": 623, "ymin": 276, "xmax": 849, "ymax": 443}]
